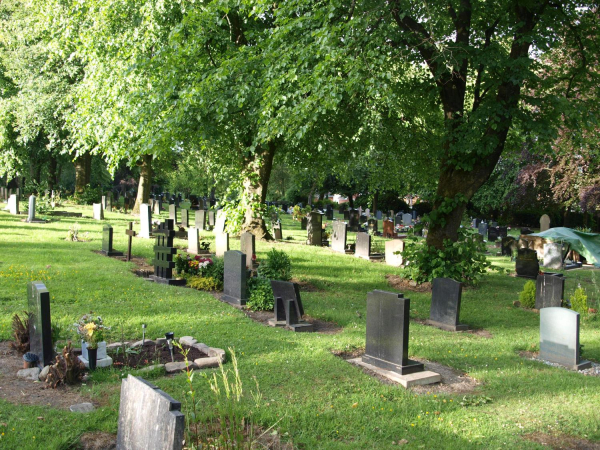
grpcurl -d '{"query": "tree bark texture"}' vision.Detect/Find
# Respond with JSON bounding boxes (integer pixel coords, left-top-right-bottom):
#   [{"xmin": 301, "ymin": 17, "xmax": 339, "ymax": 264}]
[
  {"xmin": 74, "ymin": 152, "xmax": 92, "ymax": 194},
  {"xmin": 132, "ymin": 154, "xmax": 153, "ymax": 215}
]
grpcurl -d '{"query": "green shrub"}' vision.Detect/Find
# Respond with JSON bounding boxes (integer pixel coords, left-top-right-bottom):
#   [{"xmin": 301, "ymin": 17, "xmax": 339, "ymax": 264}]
[
  {"xmin": 206, "ymin": 257, "xmax": 224, "ymax": 283},
  {"xmin": 519, "ymin": 280, "xmax": 536, "ymax": 309},
  {"xmin": 400, "ymin": 228, "xmax": 491, "ymax": 286},
  {"xmin": 570, "ymin": 285, "xmax": 588, "ymax": 315},
  {"xmin": 187, "ymin": 276, "xmax": 223, "ymax": 291},
  {"xmin": 257, "ymin": 248, "xmax": 291, "ymax": 281},
  {"xmin": 247, "ymin": 276, "xmax": 274, "ymax": 311},
  {"xmin": 73, "ymin": 185, "xmax": 103, "ymax": 205}
]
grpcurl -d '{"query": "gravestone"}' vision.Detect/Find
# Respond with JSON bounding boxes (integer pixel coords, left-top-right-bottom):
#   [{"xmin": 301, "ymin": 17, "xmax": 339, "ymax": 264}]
[
  {"xmin": 28, "ymin": 281, "xmax": 53, "ymax": 366},
  {"xmin": 540, "ymin": 308, "xmax": 591, "ymax": 370},
  {"xmin": 498, "ymin": 226, "xmax": 508, "ymax": 238},
  {"xmin": 195, "ymin": 210, "xmax": 207, "ymax": 231},
  {"xmin": 125, "ymin": 222, "xmax": 137, "ymax": 261},
  {"xmin": 540, "ymin": 214, "xmax": 551, "ymax": 232},
  {"xmin": 300, "ymin": 216, "xmax": 308, "ymax": 230},
  {"xmin": 501, "ymin": 236, "xmax": 517, "ymax": 256},
  {"xmin": 383, "ymin": 220, "xmax": 395, "ymax": 238},
  {"xmin": 535, "ymin": 273, "xmax": 565, "ymax": 309},
  {"xmin": 180, "ymin": 209, "xmax": 189, "ymax": 228},
  {"xmin": 105, "ymin": 193, "xmax": 112, "ymax": 212},
  {"xmin": 402, "ymin": 213, "xmax": 412, "ymax": 226},
  {"xmin": 331, "ymin": 221, "xmax": 347, "ymax": 254},
  {"xmin": 153, "ymin": 199, "xmax": 162, "ymax": 215},
  {"xmin": 368, "ymin": 218, "xmax": 378, "ymax": 234},
  {"xmin": 365, "ymin": 208, "xmax": 370, "ymax": 218},
  {"xmin": 521, "ymin": 227, "xmax": 534, "ymax": 235},
  {"xmin": 149, "ymin": 220, "xmax": 185, "ymax": 285},
  {"xmin": 376, "ymin": 210, "xmax": 383, "ymax": 220},
  {"xmin": 222, "ymin": 251, "xmax": 247, "ymax": 306},
  {"xmin": 348, "ymin": 210, "xmax": 360, "ymax": 232},
  {"xmin": 388, "ymin": 210, "xmax": 394, "ymax": 219},
  {"xmin": 306, "ymin": 212, "xmax": 323, "ymax": 246},
  {"xmin": 214, "ymin": 210, "xmax": 226, "ymax": 234},
  {"xmin": 478, "ymin": 222, "xmax": 488, "ymax": 237},
  {"xmin": 269, "ymin": 281, "xmax": 313, "ymax": 332},
  {"xmin": 117, "ymin": 375, "xmax": 185, "ymax": 450},
  {"xmin": 240, "ymin": 232, "xmax": 256, "ymax": 268},
  {"xmin": 272, "ymin": 221, "xmax": 283, "ymax": 240},
  {"xmin": 27, "ymin": 195, "xmax": 36, "ymax": 222},
  {"xmin": 355, "ymin": 232, "xmax": 371, "ymax": 259},
  {"xmin": 101, "ymin": 195, "xmax": 108, "ymax": 211},
  {"xmin": 139, "ymin": 204, "xmax": 152, "ymax": 239},
  {"xmin": 123, "ymin": 197, "xmax": 130, "ymax": 214},
  {"xmin": 187, "ymin": 226, "xmax": 200, "ymax": 254},
  {"xmin": 543, "ymin": 243, "xmax": 564, "ymax": 270},
  {"xmin": 169, "ymin": 204, "xmax": 178, "ymax": 225},
  {"xmin": 490, "ymin": 221, "xmax": 498, "ymax": 227},
  {"xmin": 101, "ymin": 224, "xmax": 124, "ymax": 256},
  {"xmin": 471, "ymin": 218, "xmax": 481, "ymax": 228},
  {"xmin": 363, "ymin": 290, "xmax": 424, "ymax": 375},
  {"xmin": 487, "ymin": 227, "xmax": 499, "ymax": 242},
  {"xmin": 8, "ymin": 194, "xmax": 19, "ymax": 215},
  {"xmin": 343, "ymin": 210, "xmax": 350, "ymax": 220},
  {"xmin": 394, "ymin": 214, "xmax": 403, "ymax": 226},
  {"xmin": 515, "ymin": 248, "xmax": 539, "ymax": 278},
  {"xmin": 325, "ymin": 205, "xmax": 334, "ymax": 220},
  {"xmin": 385, "ymin": 240, "xmax": 404, "ymax": 267},
  {"xmin": 208, "ymin": 210, "xmax": 215, "ymax": 228},
  {"xmin": 427, "ymin": 278, "xmax": 467, "ymax": 331},
  {"xmin": 93, "ymin": 203, "xmax": 104, "ymax": 220},
  {"xmin": 215, "ymin": 233, "xmax": 229, "ymax": 257}
]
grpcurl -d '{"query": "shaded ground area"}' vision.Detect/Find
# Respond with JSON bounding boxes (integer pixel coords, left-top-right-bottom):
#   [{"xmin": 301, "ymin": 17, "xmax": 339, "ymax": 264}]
[
  {"xmin": 412, "ymin": 318, "xmax": 493, "ymax": 339},
  {"xmin": 386, "ymin": 274, "xmax": 432, "ymax": 293},
  {"xmin": 243, "ymin": 309, "xmax": 342, "ymax": 334},
  {"xmin": 523, "ymin": 432, "xmax": 600, "ymax": 449}
]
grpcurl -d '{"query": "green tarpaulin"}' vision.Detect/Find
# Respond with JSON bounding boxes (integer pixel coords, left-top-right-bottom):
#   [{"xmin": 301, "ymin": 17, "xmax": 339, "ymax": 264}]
[{"xmin": 530, "ymin": 227, "xmax": 600, "ymax": 267}]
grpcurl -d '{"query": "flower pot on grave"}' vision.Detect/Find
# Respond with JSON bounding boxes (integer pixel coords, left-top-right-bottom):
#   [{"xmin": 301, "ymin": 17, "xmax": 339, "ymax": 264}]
[
  {"xmin": 87, "ymin": 347, "xmax": 98, "ymax": 371},
  {"xmin": 82, "ymin": 341, "xmax": 108, "ymax": 360}
]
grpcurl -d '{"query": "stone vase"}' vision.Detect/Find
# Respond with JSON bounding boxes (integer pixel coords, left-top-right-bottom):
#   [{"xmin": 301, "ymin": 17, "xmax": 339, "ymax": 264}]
[{"xmin": 87, "ymin": 347, "xmax": 97, "ymax": 371}]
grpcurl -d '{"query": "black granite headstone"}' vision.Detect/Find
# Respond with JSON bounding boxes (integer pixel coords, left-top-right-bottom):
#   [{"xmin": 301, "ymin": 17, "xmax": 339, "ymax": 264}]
[
  {"xmin": 28, "ymin": 281, "xmax": 53, "ymax": 366},
  {"xmin": 149, "ymin": 220, "xmax": 185, "ymax": 285},
  {"xmin": 498, "ymin": 226, "xmax": 508, "ymax": 238},
  {"xmin": 343, "ymin": 210, "xmax": 350, "ymax": 220},
  {"xmin": 348, "ymin": 210, "xmax": 360, "ymax": 231},
  {"xmin": 427, "ymin": 278, "xmax": 467, "ymax": 331},
  {"xmin": 269, "ymin": 281, "xmax": 313, "ymax": 332},
  {"xmin": 363, "ymin": 290, "xmax": 424, "ymax": 375},
  {"xmin": 516, "ymin": 248, "xmax": 539, "ymax": 278},
  {"xmin": 535, "ymin": 273, "xmax": 565, "ymax": 309},
  {"xmin": 487, "ymin": 227, "xmax": 499, "ymax": 242},
  {"xmin": 222, "ymin": 251, "xmax": 247, "ymax": 306},
  {"xmin": 101, "ymin": 224, "xmax": 124, "ymax": 257},
  {"xmin": 325, "ymin": 205, "xmax": 334, "ymax": 220}
]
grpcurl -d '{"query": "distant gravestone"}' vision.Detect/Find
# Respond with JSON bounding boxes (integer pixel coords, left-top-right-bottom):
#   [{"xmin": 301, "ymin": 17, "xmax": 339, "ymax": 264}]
[
  {"xmin": 478, "ymin": 222, "xmax": 488, "ymax": 237},
  {"xmin": 123, "ymin": 197, "xmax": 131, "ymax": 213},
  {"xmin": 365, "ymin": 208, "xmax": 370, "ymax": 218},
  {"xmin": 535, "ymin": 273, "xmax": 565, "ymax": 309},
  {"xmin": 543, "ymin": 243, "xmax": 564, "ymax": 270},
  {"xmin": 269, "ymin": 281, "xmax": 313, "ymax": 332},
  {"xmin": 385, "ymin": 240, "xmax": 404, "ymax": 267},
  {"xmin": 149, "ymin": 220, "xmax": 185, "ymax": 285},
  {"xmin": 195, "ymin": 210, "xmax": 206, "ymax": 231},
  {"xmin": 402, "ymin": 213, "xmax": 412, "ymax": 226},
  {"xmin": 471, "ymin": 218, "xmax": 481, "ymax": 228},
  {"xmin": 153, "ymin": 199, "xmax": 162, "ymax": 215},
  {"xmin": 368, "ymin": 218, "xmax": 378, "ymax": 233},
  {"xmin": 222, "ymin": 251, "xmax": 247, "ymax": 306},
  {"xmin": 540, "ymin": 214, "xmax": 551, "ymax": 232},
  {"xmin": 325, "ymin": 205, "xmax": 334, "ymax": 220},
  {"xmin": 348, "ymin": 210, "xmax": 360, "ymax": 232},
  {"xmin": 180, "ymin": 209, "xmax": 189, "ymax": 228},
  {"xmin": 521, "ymin": 227, "xmax": 534, "ymax": 235},
  {"xmin": 28, "ymin": 281, "xmax": 53, "ymax": 367},
  {"xmin": 101, "ymin": 224, "xmax": 123, "ymax": 256},
  {"xmin": 272, "ymin": 221, "xmax": 283, "ymax": 240},
  {"xmin": 498, "ymin": 226, "xmax": 508, "ymax": 238},
  {"xmin": 501, "ymin": 236, "xmax": 517, "ymax": 256},
  {"xmin": 427, "ymin": 278, "xmax": 467, "ymax": 331},
  {"xmin": 208, "ymin": 210, "xmax": 216, "ymax": 228},
  {"xmin": 139, "ymin": 204, "xmax": 152, "ymax": 239},
  {"xmin": 343, "ymin": 210, "xmax": 350, "ymax": 220},
  {"xmin": 355, "ymin": 232, "xmax": 371, "ymax": 260},
  {"xmin": 394, "ymin": 214, "xmax": 403, "ymax": 226},
  {"xmin": 331, "ymin": 221, "xmax": 347, "ymax": 253},
  {"xmin": 214, "ymin": 210, "xmax": 226, "ymax": 234},
  {"xmin": 487, "ymin": 227, "xmax": 499, "ymax": 242},
  {"xmin": 125, "ymin": 222, "xmax": 136, "ymax": 261},
  {"xmin": 27, "ymin": 195, "xmax": 36, "ymax": 222},
  {"xmin": 215, "ymin": 233, "xmax": 229, "ymax": 257},
  {"xmin": 187, "ymin": 226, "xmax": 200, "ymax": 254},
  {"xmin": 363, "ymin": 290, "xmax": 424, "ymax": 375},
  {"xmin": 93, "ymin": 203, "xmax": 104, "ymax": 220},
  {"xmin": 169, "ymin": 204, "xmax": 178, "ymax": 225},
  {"xmin": 383, "ymin": 220, "xmax": 395, "ymax": 238},
  {"xmin": 117, "ymin": 375, "xmax": 185, "ymax": 450},
  {"xmin": 515, "ymin": 248, "xmax": 539, "ymax": 278},
  {"xmin": 8, "ymin": 194, "xmax": 19, "ymax": 215},
  {"xmin": 540, "ymin": 308, "xmax": 591, "ymax": 370},
  {"xmin": 240, "ymin": 232, "xmax": 255, "ymax": 268},
  {"xmin": 376, "ymin": 210, "xmax": 383, "ymax": 220},
  {"xmin": 105, "ymin": 193, "xmax": 112, "ymax": 212},
  {"xmin": 306, "ymin": 212, "xmax": 323, "ymax": 246}
]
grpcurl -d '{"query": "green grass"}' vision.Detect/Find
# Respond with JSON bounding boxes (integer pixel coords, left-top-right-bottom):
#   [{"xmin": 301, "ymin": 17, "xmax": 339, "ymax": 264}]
[{"xmin": 1, "ymin": 204, "xmax": 599, "ymax": 449}]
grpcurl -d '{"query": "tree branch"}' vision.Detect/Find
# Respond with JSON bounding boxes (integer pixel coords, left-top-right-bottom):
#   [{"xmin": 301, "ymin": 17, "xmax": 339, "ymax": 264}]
[{"xmin": 472, "ymin": 17, "xmax": 500, "ymax": 111}]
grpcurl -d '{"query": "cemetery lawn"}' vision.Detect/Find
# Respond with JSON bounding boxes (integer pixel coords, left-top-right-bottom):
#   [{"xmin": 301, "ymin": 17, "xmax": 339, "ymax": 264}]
[{"xmin": 1, "ymin": 206, "xmax": 600, "ymax": 449}]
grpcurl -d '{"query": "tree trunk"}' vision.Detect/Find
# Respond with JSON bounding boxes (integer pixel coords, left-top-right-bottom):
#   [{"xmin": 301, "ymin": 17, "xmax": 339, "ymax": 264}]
[
  {"xmin": 47, "ymin": 155, "xmax": 58, "ymax": 190},
  {"xmin": 132, "ymin": 154, "xmax": 153, "ymax": 215},
  {"xmin": 74, "ymin": 153, "xmax": 92, "ymax": 194},
  {"xmin": 240, "ymin": 142, "xmax": 276, "ymax": 240}
]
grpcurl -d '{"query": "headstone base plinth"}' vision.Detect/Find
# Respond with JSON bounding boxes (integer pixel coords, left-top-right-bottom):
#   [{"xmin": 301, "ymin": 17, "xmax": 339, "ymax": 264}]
[
  {"xmin": 267, "ymin": 318, "xmax": 286, "ymax": 327},
  {"xmin": 362, "ymin": 354, "xmax": 424, "ymax": 375},
  {"xmin": 78, "ymin": 355, "xmax": 113, "ymax": 369},
  {"xmin": 222, "ymin": 294, "xmax": 246, "ymax": 306},
  {"xmin": 537, "ymin": 356, "xmax": 591, "ymax": 371},
  {"xmin": 350, "ymin": 358, "xmax": 440, "ymax": 388},
  {"xmin": 148, "ymin": 275, "xmax": 186, "ymax": 286},
  {"xmin": 425, "ymin": 320, "xmax": 469, "ymax": 332},
  {"xmin": 287, "ymin": 322, "xmax": 314, "ymax": 332}
]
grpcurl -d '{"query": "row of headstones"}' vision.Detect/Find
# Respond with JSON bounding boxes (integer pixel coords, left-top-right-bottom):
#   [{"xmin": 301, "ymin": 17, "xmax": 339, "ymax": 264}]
[{"xmin": 472, "ymin": 214, "xmax": 551, "ymax": 234}]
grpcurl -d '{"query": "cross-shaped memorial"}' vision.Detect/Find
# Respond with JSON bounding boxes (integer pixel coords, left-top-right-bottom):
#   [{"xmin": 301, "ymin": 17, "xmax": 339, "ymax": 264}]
[
  {"xmin": 149, "ymin": 220, "xmax": 185, "ymax": 285},
  {"xmin": 125, "ymin": 222, "xmax": 137, "ymax": 261}
]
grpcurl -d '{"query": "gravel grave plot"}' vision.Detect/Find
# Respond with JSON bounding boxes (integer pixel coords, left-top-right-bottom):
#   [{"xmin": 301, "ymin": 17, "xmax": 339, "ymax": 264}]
[
  {"xmin": 519, "ymin": 351, "xmax": 600, "ymax": 377},
  {"xmin": 110, "ymin": 342, "xmax": 207, "ymax": 369}
]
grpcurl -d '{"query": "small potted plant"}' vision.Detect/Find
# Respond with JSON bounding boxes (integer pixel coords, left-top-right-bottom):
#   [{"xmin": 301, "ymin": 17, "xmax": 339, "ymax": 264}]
[{"xmin": 74, "ymin": 313, "xmax": 109, "ymax": 370}]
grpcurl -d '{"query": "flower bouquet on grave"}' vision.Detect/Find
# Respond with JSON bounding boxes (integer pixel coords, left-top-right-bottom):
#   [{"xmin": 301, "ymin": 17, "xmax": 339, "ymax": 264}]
[
  {"xmin": 74, "ymin": 313, "xmax": 108, "ymax": 350},
  {"xmin": 194, "ymin": 255, "xmax": 214, "ymax": 276}
]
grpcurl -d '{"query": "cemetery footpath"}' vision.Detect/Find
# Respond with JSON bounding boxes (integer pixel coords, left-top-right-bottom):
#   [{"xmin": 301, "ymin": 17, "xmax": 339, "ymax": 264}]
[{"xmin": 0, "ymin": 205, "xmax": 599, "ymax": 449}]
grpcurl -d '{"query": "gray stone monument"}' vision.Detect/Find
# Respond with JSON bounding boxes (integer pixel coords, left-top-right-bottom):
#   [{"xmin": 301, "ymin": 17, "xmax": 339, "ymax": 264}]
[
  {"xmin": 478, "ymin": 222, "xmax": 488, "ymax": 237},
  {"xmin": 139, "ymin": 204, "xmax": 152, "ymax": 239},
  {"xmin": 101, "ymin": 224, "xmax": 124, "ymax": 256},
  {"xmin": 187, "ymin": 226, "xmax": 200, "ymax": 254},
  {"xmin": 515, "ymin": 248, "xmax": 539, "ymax": 278},
  {"xmin": 331, "ymin": 221, "xmax": 347, "ymax": 254},
  {"xmin": 535, "ymin": 273, "xmax": 564, "ymax": 309},
  {"xmin": 543, "ymin": 243, "xmax": 564, "ymax": 270},
  {"xmin": 376, "ymin": 210, "xmax": 383, "ymax": 220},
  {"xmin": 180, "ymin": 209, "xmax": 189, "ymax": 228},
  {"xmin": 222, "ymin": 251, "xmax": 247, "ymax": 306},
  {"xmin": 169, "ymin": 204, "xmax": 178, "ymax": 225},
  {"xmin": 215, "ymin": 233, "xmax": 229, "ymax": 257},
  {"xmin": 427, "ymin": 278, "xmax": 468, "ymax": 331},
  {"xmin": 272, "ymin": 221, "xmax": 283, "ymax": 240},
  {"xmin": 240, "ymin": 232, "xmax": 256, "ymax": 268},
  {"xmin": 269, "ymin": 280, "xmax": 313, "ymax": 332},
  {"xmin": 28, "ymin": 281, "xmax": 53, "ymax": 366},
  {"xmin": 26, "ymin": 195, "xmax": 40, "ymax": 223},
  {"xmin": 208, "ymin": 210, "xmax": 216, "ymax": 228},
  {"xmin": 195, "ymin": 210, "xmax": 206, "ymax": 231},
  {"xmin": 355, "ymin": 232, "xmax": 371, "ymax": 260},
  {"xmin": 306, "ymin": 211, "xmax": 323, "ymax": 246},
  {"xmin": 117, "ymin": 375, "xmax": 185, "ymax": 450},
  {"xmin": 8, "ymin": 194, "xmax": 19, "ymax": 215},
  {"xmin": 540, "ymin": 214, "xmax": 551, "ymax": 232},
  {"xmin": 385, "ymin": 239, "xmax": 404, "ymax": 267},
  {"xmin": 153, "ymin": 199, "xmax": 162, "ymax": 215},
  {"xmin": 402, "ymin": 213, "xmax": 412, "ymax": 226},
  {"xmin": 540, "ymin": 308, "xmax": 591, "ymax": 370},
  {"xmin": 93, "ymin": 203, "xmax": 104, "ymax": 220},
  {"xmin": 214, "ymin": 210, "xmax": 226, "ymax": 234}
]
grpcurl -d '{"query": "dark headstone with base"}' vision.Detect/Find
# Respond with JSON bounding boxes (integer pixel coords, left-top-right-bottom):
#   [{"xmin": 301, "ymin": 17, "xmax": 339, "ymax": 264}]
[
  {"xmin": 363, "ymin": 290, "xmax": 424, "ymax": 375},
  {"xmin": 487, "ymin": 227, "xmax": 499, "ymax": 242},
  {"xmin": 498, "ymin": 226, "xmax": 508, "ymax": 238},
  {"xmin": 427, "ymin": 278, "xmax": 468, "ymax": 331},
  {"xmin": 325, "ymin": 205, "xmax": 334, "ymax": 220},
  {"xmin": 306, "ymin": 212, "xmax": 323, "ymax": 246},
  {"xmin": 117, "ymin": 375, "xmax": 185, "ymax": 450},
  {"xmin": 222, "ymin": 251, "xmax": 247, "ymax": 306},
  {"xmin": 540, "ymin": 308, "xmax": 591, "ymax": 370},
  {"xmin": 348, "ymin": 210, "xmax": 360, "ymax": 232},
  {"xmin": 28, "ymin": 281, "xmax": 53, "ymax": 366},
  {"xmin": 331, "ymin": 221, "xmax": 347, "ymax": 254},
  {"xmin": 515, "ymin": 248, "xmax": 539, "ymax": 278},
  {"xmin": 101, "ymin": 224, "xmax": 124, "ymax": 256},
  {"xmin": 149, "ymin": 220, "xmax": 185, "ymax": 285},
  {"xmin": 535, "ymin": 273, "xmax": 565, "ymax": 309},
  {"xmin": 268, "ymin": 281, "xmax": 313, "ymax": 332}
]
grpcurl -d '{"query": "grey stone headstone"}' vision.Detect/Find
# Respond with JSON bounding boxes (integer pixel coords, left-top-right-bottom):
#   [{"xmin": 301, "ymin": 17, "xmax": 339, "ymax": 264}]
[
  {"xmin": 101, "ymin": 224, "xmax": 123, "ymax": 256},
  {"xmin": 402, "ymin": 213, "xmax": 412, "ymax": 226},
  {"xmin": 540, "ymin": 308, "xmax": 590, "ymax": 370},
  {"xmin": 27, "ymin": 195, "xmax": 36, "ymax": 222},
  {"xmin": 478, "ymin": 222, "xmax": 488, "ymax": 237},
  {"xmin": 543, "ymin": 243, "xmax": 564, "ymax": 270},
  {"xmin": 215, "ymin": 232, "xmax": 229, "ymax": 257},
  {"xmin": 535, "ymin": 273, "xmax": 564, "ymax": 309},
  {"xmin": 501, "ymin": 236, "xmax": 517, "ymax": 256},
  {"xmin": 385, "ymin": 240, "xmax": 404, "ymax": 267},
  {"xmin": 368, "ymin": 218, "xmax": 378, "ymax": 233},
  {"xmin": 169, "ymin": 204, "xmax": 178, "ymax": 224},
  {"xmin": 180, "ymin": 209, "xmax": 189, "ymax": 228},
  {"xmin": 331, "ymin": 221, "xmax": 347, "ymax": 253},
  {"xmin": 153, "ymin": 199, "xmax": 162, "ymax": 215},
  {"xmin": 272, "ymin": 221, "xmax": 283, "ymax": 240},
  {"xmin": 208, "ymin": 210, "xmax": 215, "ymax": 227},
  {"xmin": 306, "ymin": 212, "xmax": 323, "ymax": 246},
  {"xmin": 515, "ymin": 248, "xmax": 539, "ymax": 278},
  {"xmin": 394, "ymin": 214, "xmax": 403, "ymax": 226},
  {"xmin": 363, "ymin": 290, "xmax": 423, "ymax": 375},
  {"xmin": 105, "ymin": 193, "xmax": 112, "ymax": 212},
  {"xmin": 187, "ymin": 226, "xmax": 200, "ymax": 254},
  {"xmin": 348, "ymin": 210, "xmax": 360, "ymax": 231},
  {"xmin": 195, "ymin": 210, "xmax": 206, "ymax": 231},
  {"xmin": 8, "ymin": 194, "xmax": 19, "ymax": 215},
  {"xmin": 93, "ymin": 203, "xmax": 104, "ymax": 220},
  {"xmin": 139, "ymin": 204, "xmax": 152, "ymax": 238},
  {"xmin": 376, "ymin": 210, "xmax": 382, "ymax": 220},
  {"xmin": 222, "ymin": 251, "xmax": 247, "ymax": 306},
  {"xmin": 365, "ymin": 208, "xmax": 370, "ymax": 218},
  {"xmin": 117, "ymin": 375, "xmax": 185, "ymax": 450},
  {"xmin": 325, "ymin": 206, "xmax": 334, "ymax": 220},
  {"xmin": 214, "ymin": 210, "xmax": 226, "ymax": 234},
  {"xmin": 540, "ymin": 214, "xmax": 551, "ymax": 232},
  {"xmin": 427, "ymin": 278, "xmax": 467, "ymax": 331},
  {"xmin": 270, "ymin": 281, "xmax": 313, "ymax": 332},
  {"xmin": 355, "ymin": 232, "xmax": 371, "ymax": 259},
  {"xmin": 240, "ymin": 232, "xmax": 255, "ymax": 267},
  {"xmin": 28, "ymin": 281, "xmax": 53, "ymax": 366}
]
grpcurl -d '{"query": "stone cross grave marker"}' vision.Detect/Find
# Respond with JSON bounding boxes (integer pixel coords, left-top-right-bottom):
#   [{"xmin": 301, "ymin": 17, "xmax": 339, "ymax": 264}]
[
  {"xmin": 355, "ymin": 232, "xmax": 371, "ymax": 259},
  {"xmin": 139, "ymin": 203, "xmax": 152, "ymax": 238},
  {"xmin": 180, "ymin": 209, "xmax": 189, "ymax": 228},
  {"xmin": 368, "ymin": 218, "xmax": 378, "ymax": 234},
  {"xmin": 8, "ymin": 194, "xmax": 19, "ymax": 215},
  {"xmin": 543, "ymin": 243, "xmax": 564, "ymax": 270},
  {"xmin": 535, "ymin": 273, "xmax": 564, "ymax": 309},
  {"xmin": 272, "ymin": 220, "xmax": 283, "ymax": 240},
  {"xmin": 150, "ymin": 220, "xmax": 185, "ymax": 285},
  {"xmin": 385, "ymin": 239, "xmax": 404, "ymax": 267},
  {"xmin": 195, "ymin": 210, "xmax": 206, "ymax": 231},
  {"xmin": 169, "ymin": 204, "xmax": 178, "ymax": 225},
  {"xmin": 93, "ymin": 203, "xmax": 104, "ymax": 220},
  {"xmin": 101, "ymin": 224, "xmax": 124, "ymax": 256},
  {"xmin": 117, "ymin": 375, "xmax": 185, "ymax": 450},
  {"xmin": 540, "ymin": 308, "xmax": 591, "ymax": 370},
  {"xmin": 240, "ymin": 232, "xmax": 256, "ymax": 268},
  {"xmin": 363, "ymin": 290, "xmax": 424, "ymax": 375},
  {"xmin": 125, "ymin": 222, "xmax": 137, "ymax": 261},
  {"xmin": 28, "ymin": 281, "xmax": 53, "ymax": 366},
  {"xmin": 402, "ymin": 213, "xmax": 412, "ymax": 226},
  {"xmin": 269, "ymin": 280, "xmax": 313, "ymax": 332},
  {"xmin": 478, "ymin": 222, "xmax": 488, "ymax": 237},
  {"xmin": 331, "ymin": 221, "xmax": 347, "ymax": 254},
  {"xmin": 427, "ymin": 278, "xmax": 468, "ymax": 331},
  {"xmin": 515, "ymin": 248, "xmax": 539, "ymax": 278},
  {"xmin": 222, "ymin": 250, "xmax": 247, "ymax": 306},
  {"xmin": 306, "ymin": 211, "xmax": 323, "ymax": 246},
  {"xmin": 187, "ymin": 226, "xmax": 200, "ymax": 254},
  {"xmin": 540, "ymin": 214, "xmax": 551, "ymax": 232},
  {"xmin": 208, "ymin": 210, "xmax": 216, "ymax": 228}
]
